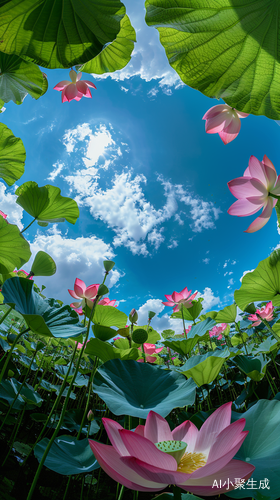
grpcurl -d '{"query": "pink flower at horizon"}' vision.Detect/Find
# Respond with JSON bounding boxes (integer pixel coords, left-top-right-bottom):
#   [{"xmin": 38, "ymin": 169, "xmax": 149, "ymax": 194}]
[
  {"xmin": 76, "ymin": 340, "xmax": 90, "ymax": 349},
  {"xmin": 89, "ymin": 402, "xmax": 254, "ymax": 494},
  {"xmin": 209, "ymin": 323, "xmax": 227, "ymax": 340},
  {"xmin": 162, "ymin": 287, "xmax": 198, "ymax": 313},
  {"xmin": 68, "ymin": 278, "xmax": 99, "ymax": 314},
  {"xmin": 203, "ymin": 104, "xmax": 248, "ymax": 144},
  {"xmin": 182, "ymin": 325, "xmax": 192, "ymax": 336},
  {"xmin": 99, "ymin": 298, "xmax": 117, "ymax": 307},
  {"xmin": 0, "ymin": 210, "xmax": 7, "ymax": 219},
  {"xmin": 228, "ymin": 155, "xmax": 280, "ymax": 233},
  {"xmin": 54, "ymin": 69, "xmax": 96, "ymax": 103},
  {"xmin": 248, "ymin": 301, "xmax": 274, "ymax": 327},
  {"xmin": 137, "ymin": 343, "xmax": 164, "ymax": 363}
]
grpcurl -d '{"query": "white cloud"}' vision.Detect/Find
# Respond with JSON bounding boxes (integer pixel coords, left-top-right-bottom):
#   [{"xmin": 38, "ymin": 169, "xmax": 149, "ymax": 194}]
[
  {"xmin": 168, "ymin": 240, "xmax": 178, "ymax": 249},
  {"xmin": 196, "ymin": 287, "xmax": 220, "ymax": 311},
  {"xmin": 137, "ymin": 298, "xmax": 188, "ymax": 336},
  {"xmin": 26, "ymin": 227, "xmax": 121, "ymax": 303},
  {"xmin": 240, "ymin": 269, "xmax": 255, "ymax": 282},
  {"xmin": 203, "ymin": 258, "xmax": 210, "ymax": 264},
  {"xmin": 47, "ymin": 162, "xmax": 65, "ymax": 181},
  {"xmin": 223, "ymin": 260, "xmax": 229, "ymax": 268},
  {"xmin": 120, "ymin": 86, "xmax": 129, "ymax": 93},
  {"xmin": 228, "ymin": 271, "xmax": 233, "ymax": 276},
  {"xmin": 232, "ymin": 260, "xmax": 237, "ymax": 265},
  {"xmin": 148, "ymin": 87, "xmax": 159, "ymax": 99},
  {"xmin": 228, "ymin": 278, "xmax": 234, "ymax": 286},
  {"xmin": 0, "ymin": 185, "xmax": 24, "ymax": 230},
  {"xmin": 224, "ymin": 272, "xmax": 228, "ymax": 276}
]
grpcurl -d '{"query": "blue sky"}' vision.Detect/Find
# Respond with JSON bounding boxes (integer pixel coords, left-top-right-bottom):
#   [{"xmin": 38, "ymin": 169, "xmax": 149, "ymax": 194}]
[{"xmin": 1, "ymin": 0, "xmax": 280, "ymax": 334}]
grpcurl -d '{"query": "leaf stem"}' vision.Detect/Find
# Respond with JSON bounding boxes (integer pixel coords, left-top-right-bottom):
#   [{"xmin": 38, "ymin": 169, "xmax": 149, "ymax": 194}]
[{"xmin": 21, "ymin": 218, "xmax": 36, "ymax": 234}]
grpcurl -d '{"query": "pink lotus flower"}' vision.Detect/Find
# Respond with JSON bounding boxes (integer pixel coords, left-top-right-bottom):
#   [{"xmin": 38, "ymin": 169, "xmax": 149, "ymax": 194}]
[
  {"xmin": 228, "ymin": 155, "xmax": 280, "ymax": 233},
  {"xmin": 98, "ymin": 298, "xmax": 117, "ymax": 307},
  {"xmin": 182, "ymin": 325, "xmax": 192, "ymax": 336},
  {"xmin": 248, "ymin": 301, "xmax": 274, "ymax": 327},
  {"xmin": 209, "ymin": 323, "xmax": 227, "ymax": 340},
  {"xmin": 203, "ymin": 104, "xmax": 248, "ymax": 144},
  {"xmin": 76, "ymin": 340, "xmax": 90, "ymax": 349},
  {"xmin": 137, "ymin": 343, "xmax": 164, "ymax": 363},
  {"xmin": 89, "ymin": 402, "xmax": 254, "ymax": 494},
  {"xmin": 54, "ymin": 69, "xmax": 96, "ymax": 103},
  {"xmin": 162, "ymin": 287, "xmax": 197, "ymax": 313},
  {"xmin": 68, "ymin": 278, "xmax": 99, "ymax": 313},
  {"xmin": 13, "ymin": 269, "xmax": 33, "ymax": 280},
  {"xmin": 0, "ymin": 210, "xmax": 7, "ymax": 219}
]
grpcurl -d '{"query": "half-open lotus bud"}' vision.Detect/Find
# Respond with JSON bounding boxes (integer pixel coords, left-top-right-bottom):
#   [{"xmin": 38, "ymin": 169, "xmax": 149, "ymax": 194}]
[{"xmin": 103, "ymin": 260, "xmax": 115, "ymax": 272}]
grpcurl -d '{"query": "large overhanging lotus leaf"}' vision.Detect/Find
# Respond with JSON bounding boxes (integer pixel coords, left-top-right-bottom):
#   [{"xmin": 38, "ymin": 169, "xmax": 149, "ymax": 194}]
[
  {"xmin": 79, "ymin": 15, "xmax": 136, "ymax": 74},
  {"xmin": 187, "ymin": 318, "xmax": 216, "ymax": 339},
  {"xmin": 177, "ymin": 348, "xmax": 230, "ymax": 386},
  {"xmin": 145, "ymin": 0, "xmax": 280, "ymax": 119},
  {"xmin": 0, "ymin": 52, "xmax": 44, "ymax": 105},
  {"xmin": 232, "ymin": 354, "xmax": 269, "ymax": 382},
  {"xmin": 92, "ymin": 359, "xmax": 196, "ymax": 418},
  {"xmin": 30, "ymin": 251, "xmax": 56, "ymax": 277},
  {"xmin": 226, "ymin": 399, "xmax": 280, "ymax": 500},
  {"xmin": 0, "ymin": 378, "xmax": 43, "ymax": 410},
  {"xmin": 2, "ymin": 277, "xmax": 86, "ymax": 338},
  {"xmin": 34, "ymin": 435, "xmax": 100, "ymax": 475},
  {"xmin": 0, "ymin": 123, "xmax": 26, "ymax": 186},
  {"xmin": 0, "ymin": 218, "xmax": 31, "ymax": 273},
  {"xmin": 171, "ymin": 300, "xmax": 203, "ymax": 321},
  {"xmin": 0, "ymin": 0, "xmax": 126, "ymax": 69},
  {"xmin": 85, "ymin": 338, "xmax": 140, "ymax": 363},
  {"xmin": 215, "ymin": 304, "xmax": 237, "ymax": 324},
  {"xmin": 253, "ymin": 336, "xmax": 279, "ymax": 355},
  {"xmin": 15, "ymin": 182, "xmax": 79, "ymax": 224},
  {"xmin": 91, "ymin": 304, "xmax": 127, "ymax": 328},
  {"xmin": 234, "ymin": 256, "xmax": 280, "ymax": 310},
  {"xmin": 163, "ymin": 334, "xmax": 209, "ymax": 356}
]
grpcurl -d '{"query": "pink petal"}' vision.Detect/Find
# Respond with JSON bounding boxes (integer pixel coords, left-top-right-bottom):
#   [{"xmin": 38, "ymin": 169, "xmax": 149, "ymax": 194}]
[
  {"xmin": 76, "ymin": 80, "xmax": 92, "ymax": 97},
  {"xmin": 120, "ymin": 456, "xmax": 187, "ymax": 484},
  {"xmin": 194, "ymin": 402, "xmax": 232, "ymax": 454},
  {"xmin": 76, "ymin": 72, "xmax": 82, "ymax": 81},
  {"xmin": 102, "ymin": 418, "xmax": 129, "ymax": 456},
  {"xmin": 134, "ymin": 425, "xmax": 145, "ymax": 437},
  {"xmin": 164, "ymin": 294, "xmax": 173, "ymax": 301},
  {"xmin": 202, "ymin": 104, "xmax": 230, "ymax": 120},
  {"xmin": 235, "ymin": 110, "xmax": 249, "ymax": 118},
  {"xmin": 74, "ymin": 278, "xmax": 86, "ymax": 297},
  {"xmin": 53, "ymin": 80, "xmax": 71, "ymax": 90},
  {"xmin": 270, "ymin": 174, "xmax": 280, "ymax": 195},
  {"xmin": 227, "ymin": 198, "xmax": 264, "ymax": 217},
  {"xmin": 179, "ymin": 286, "xmax": 191, "ymax": 299},
  {"xmin": 180, "ymin": 459, "xmax": 255, "ymax": 495},
  {"xmin": 207, "ymin": 419, "xmax": 246, "ymax": 463},
  {"xmin": 245, "ymin": 197, "xmax": 273, "ymax": 233},
  {"xmin": 248, "ymin": 155, "xmax": 268, "ymax": 186},
  {"xmin": 84, "ymin": 284, "xmax": 99, "ymax": 299},
  {"xmin": 120, "ymin": 429, "xmax": 177, "ymax": 470},
  {"xmin": 64, "ymin": 83, "xmax": 79, "ymax": 102},
  {"xmin": 68, "ymin": 289, "xmax": 80, "ymax": 299},
  {"xmin": 70, "ymin": 301, "xmax": 82, "ymax": 309},
  {"xmin": 171, "ymin": 291, "xmax": 184, "ymax": 303},
  {"xmin": 204, "ymin": 112, "xmax": 232, "ymax": 134},
  {"xmin": 171, "ymin": 420, "xmax": 198, "ymax": 453},
  {"xmin": 89, "ymin": 441, "xmax": 165, "ymax": 491},
  {"xmin": 173, "ymin": 305, "xmax": 180, "ymax": 312},
  {"xmin": 144, "ymin": 412, "xmax": 173, "ymax": 443},
  {"xmin": 162, "ymin": 301, "xmax": 174, "ymax": 307},
  {"xmin": 262, "ymin": 155, "xmax": 277, "ymax": 189},
  {"xmin": 61, "ymin": 88, "xmax": 68, "ymax": 103},
  {"xmin": 82, "ymin": 80, "xmax": 97, "ymax": 89},
  {"xmin": 218, "ymin": 116, "xmax": 241, "ymax": 144},
  {"xmin": 228, "ymin": 177, "xmax": 267, "ymax": 199}
]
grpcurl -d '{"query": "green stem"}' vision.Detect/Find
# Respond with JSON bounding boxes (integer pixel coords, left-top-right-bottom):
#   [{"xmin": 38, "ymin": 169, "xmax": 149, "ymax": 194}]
[
  {"xmin": 172, "ymin": 485, "xmax": 182, "ymax": 500},
  {"xmin": 2, "ymin": 404, "xmax": 26, "ymax": 466},
  {"xmin": 141, "ymin": 343, "xmax": 146, "ymax": 363},
  {"xmin": 181, "ymin": 307, "xmax": 187, "ymax": 339},
  {"xmin": 0, "ymin": 306, "xmax": 13, "ymax": 325},
  {"xmin": 235, "ymin": 322, "xmax": 248, "ymax": 355},
  {"xmin": 259, "ymin": 316, "xmax": 280, "ymax": 342},
  {"xmin": 26, "ymin": 289, "xmax": 104, "ymax": 500},
  {"xmin": 117, "ymin": 485, "xmax": 125, "ymax": 500},
  {"xmin": 269, "ymin": 192, "xmax": 280, "ymax": 200},
  {"xmin": 0, "ymin": 328, "xmax": 30, "ymax": 384},
  {"xmin": 62, "ymin": 477, "xmax": 71, "ymax": 500},
  {"xmin": 77, "ymin": 358, "xmax": 98, "ymax": 440},
  {"xmin": 21, "ymin": 218, "xmax": 36, "ymax": 234}
]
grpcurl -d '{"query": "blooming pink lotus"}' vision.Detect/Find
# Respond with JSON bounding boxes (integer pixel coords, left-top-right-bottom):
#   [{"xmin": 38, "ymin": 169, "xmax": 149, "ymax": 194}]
[
  {"xmin": 68, "ymin": 278, "xmax": 99, "ymax": 314},
  {"xmin": 54, "ymin": 69, "xmax": 96, "ymax": 103},
  {"xmin": 209, "ymin": 323, "xmax": 227, "ymax": 340},
  {"xmin": 182, "ymin": 325, "xmax": 192, "ymax": 336},
  {"xmin": 248, "ymin": 301, "xmax": 274, "ymax": 327},
  {"xmin": 162, "ymin": 287, "xmax": 197, "ymax": 313},
  {"xmin": 0, "ymin": 210, "xmax": 7, "ymax": 219},
  {"xmin": 203, "ymin": 104, "xmax": 248, "ymax": 144},
  {"xmin": 89, "ymin": 402, "xmax": 254, "ymax": 494},
  {"xmin": 76, "ymin": 340, "xmax": 90, "ymax": 349},
  {"xmin": 228, "ymin": 155, "xmax": 280, "ymax": 233},
  {"xmin": 137, "ymin": 343, "xmax": 164, "ymax": 363},
  {"xmin": 99, "ymin": 298, "xmax": 117, "ymax": 307}
]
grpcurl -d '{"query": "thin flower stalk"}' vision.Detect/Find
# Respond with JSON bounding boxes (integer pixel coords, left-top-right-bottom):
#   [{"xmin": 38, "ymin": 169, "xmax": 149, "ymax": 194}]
[
  {"xmin": 0, "ymin": 328, "xmax": 30, "ymax": 384},
  {"xmin": 0, "ymin": 306, "xmax": 13, "ymax": 325}
]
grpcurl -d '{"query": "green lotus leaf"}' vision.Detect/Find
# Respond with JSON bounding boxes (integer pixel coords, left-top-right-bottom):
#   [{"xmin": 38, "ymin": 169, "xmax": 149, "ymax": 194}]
[
  {"xmin": 171, "ymin": 300, "xmax": 203, "ymax": 321},
  {"xmin": 145, "ymin": 0, "xmax": 280, "ymax": 119},
  {"xmin": 215, "ymin": 304, "xmax": 237, "ymax": 324},
  {"xmin": 0, "ymin": 378, "xmax": 43, "ymax": 410},
  {"xmin": 2, "ymin": 277, "xmax": 86, "ymax": 338},
  {"xmin": 91, "ymin": 304, "xmax": 127, "ymax": 328},
  {"xmin": 177, "ymin": 348, "xmax": 230, "ymax": 386},
  {"xmin": 0, "ymin": 0, "xmax": 126, "ymax": 69},
  {"xmin": 34, "ymin": 435, "xmax": 100, "ymax": 475},
  {"xmin": 85, "ymin": 337, "xmax": 140, "ymax": 363},
  {"xmin": 59, "ymin": 409, "xmax": 100, "ymax": 436},
  {"xmin": 253, "ymin": 336, "xmax": 279, "ymax": 355},
  {"xmin": 15, "ymin": 181, "xmax": 79, "ymax": 224},
  {"xmin": 162, "ymin": 329, "xmax": 175, "ymax": 339},
  {"xmin": 226, "ymin": 399, "xmax": 280, "ymax": 500},
  {"xmin": 0, "ymin": 123, "xmax": 26, "ymax": 186},
  {"xmin": 0, "ymin": 218, "xmax": 31, "ymax": 273},
  {"xmin": 79, "ymin": 15, "xmax": 136, "ymax": 74},
  {"xmin": 0, "ymin": 52, "xmax": 44, "ymax": 104},
  {"xmin": 92, "ymin": 324, "xmax": 117, "ymax": 341},
  {"xmin": 235, "ymin": 256, "xmax": 280, "ymax": 311},
  {"xmin": 92, "ymin": 359, "xmax": 197, "ymax": 418},
  {"xmin": 163, "ymin": 335, "xmax": 208, "ymax": 356},
  {"xmin": 232, "ymin": 354, "xmax": 269, "ymax": 382},
  {"xmin": 187, "ymin": 318, "xmax": 216, "ymax": 339},
  {"xmin": 30, "ymin": 251, "xmax": 56, "ymax": 277}
]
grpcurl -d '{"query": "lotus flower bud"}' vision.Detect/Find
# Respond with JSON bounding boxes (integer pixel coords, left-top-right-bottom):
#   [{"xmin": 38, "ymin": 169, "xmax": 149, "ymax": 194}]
[
  {"xmin": 103, "ymin": 260, "xmax": 115, "ymax": 272},
  {"xmin": 98, "ymin": 284, "xmax": 109, "ymax": 296},
  {"xmin": 132, "ymin": 328, "xmax": 148, "ymax": 344},
  {"xmin": 129, "ymin": 308, "xmax": 138, "ymax": 323},
  {"xmin": 148, "ymin": 311, "xmax": 156, "ymax": 320},
  {"xmin": 87, "ymin": 410, "xmax": 94, "ymax": 421}
]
